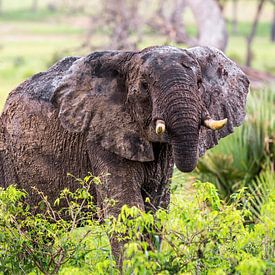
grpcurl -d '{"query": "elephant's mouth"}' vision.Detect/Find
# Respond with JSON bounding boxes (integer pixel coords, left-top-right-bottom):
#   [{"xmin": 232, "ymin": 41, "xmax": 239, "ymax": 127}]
[
  {"xmin": 154, "ymin": 115, "xmax": 227, "ymax": 172},
  {"xmin": 152, "ymin": 118, "xmax": 198, "ymax": 172}
]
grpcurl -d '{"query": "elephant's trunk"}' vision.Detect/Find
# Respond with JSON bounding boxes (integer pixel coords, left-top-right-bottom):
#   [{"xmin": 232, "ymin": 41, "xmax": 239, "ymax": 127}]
[
  {"xmin": 155, "ymin": 79, "xmax": 200, "ymax": 172},
  {"xmin": 171, "ymin": 129, "xmax": 199, "ymax": 172},
  {"xmin": 168, "ymin": 104, "xmax": 199, "ymax": 172}
]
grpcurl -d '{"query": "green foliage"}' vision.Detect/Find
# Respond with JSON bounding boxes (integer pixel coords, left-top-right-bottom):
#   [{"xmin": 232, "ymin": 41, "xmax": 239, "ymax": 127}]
[
  {"xmin": 0, "ymin": 178, "xmax": 274, "ymax": 274},
  {"xmin": 227, "ymin": 21, "xmax": 272, "ymax": 38},
  {"xmin": 0, "ymin": 175, "xmax": 115, "ymax": 274},
  {"xmin": 0, "ymin": 8, "xmax": 59, "ymax": 22},
  {"xmin": 116, "ymin": 182, "xmax": 274, "ymax": 274},
  {"xmin": 247, "ymin": 168, "xmax": 275, "ymax": 220}
]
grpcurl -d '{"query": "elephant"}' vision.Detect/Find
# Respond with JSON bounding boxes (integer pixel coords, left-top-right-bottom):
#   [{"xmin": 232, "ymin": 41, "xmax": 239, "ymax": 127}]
[{"xmin": 0, "ymin": 46, "xmax": 249, "ymax": 263}]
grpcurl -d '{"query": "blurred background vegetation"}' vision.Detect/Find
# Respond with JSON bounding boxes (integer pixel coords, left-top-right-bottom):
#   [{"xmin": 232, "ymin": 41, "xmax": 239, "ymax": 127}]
[{"xmin": 0, "ymin": 0, "xmax": 275, "ymax": 106}]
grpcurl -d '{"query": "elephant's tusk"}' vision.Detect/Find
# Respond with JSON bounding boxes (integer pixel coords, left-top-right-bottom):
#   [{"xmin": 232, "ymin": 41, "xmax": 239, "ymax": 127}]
[
  {"xmin": 156, "ymin": 120, "xmax": 166, "ymax": 135},
  {"xmin": 204, "ymin": 118, "xmax": 228, "ymax": 130}
]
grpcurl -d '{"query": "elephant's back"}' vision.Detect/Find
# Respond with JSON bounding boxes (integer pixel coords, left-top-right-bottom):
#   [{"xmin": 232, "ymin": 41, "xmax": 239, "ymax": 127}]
[{"xmin": 4, "ymin": 56, "xmax": 80, "ymax": 107}]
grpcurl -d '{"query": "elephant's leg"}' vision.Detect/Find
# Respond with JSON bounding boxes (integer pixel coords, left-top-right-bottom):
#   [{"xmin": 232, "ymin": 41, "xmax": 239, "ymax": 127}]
[
  {"xmin": 0, "ymin": 123, "xmax": 4, "ymax": 185},
  {"xmin": 142, "ymin": 144, "xmax": 174, "ymax": 212},
  {"xmin": 90, "ymin": 148, "xmax": 146, "ymax": 266},
  {"xmin": 142, "ymin": 180, "xmax": 171, "ymax": 213},
  {"xmin": 0, "ymin": 120, "xmax": 17, "ymax": 187},
  {"xmin": 0, "ymin": 149, "xmax": 5, "ymax": 186},
  {"xmin": 96, "ymin": 170, "xmax": 145, "ymax": 266},
  {"xmin": 139, "ymin": 145, "xmax": 174, "ymax": 251}
]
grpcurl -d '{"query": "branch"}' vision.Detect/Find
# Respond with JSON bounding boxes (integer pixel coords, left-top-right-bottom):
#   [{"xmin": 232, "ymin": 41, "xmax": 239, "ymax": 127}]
[{"xmin": 246, "ymin": 0, "xmax": 266, "ymax": 66}]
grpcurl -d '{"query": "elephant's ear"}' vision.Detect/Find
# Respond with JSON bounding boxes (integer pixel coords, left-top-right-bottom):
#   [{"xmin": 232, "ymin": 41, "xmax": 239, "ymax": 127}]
[
  {"xmin": 51, "ymin": 51, "xmax": 154, "ymax": 162},
  {"xmin": 187, "ymin": 46, "xmax": 250, "ymax": 156}
]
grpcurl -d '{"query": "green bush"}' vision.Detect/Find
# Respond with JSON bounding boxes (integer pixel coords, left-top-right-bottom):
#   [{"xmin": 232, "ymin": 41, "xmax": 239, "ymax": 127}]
[
  {"xmin": 0, "ymin": 177, "xmax": 274, "ymax": 274},
  {"xmin": 0, "ymin": 175, "xmax": 115, "ymax": 274}
]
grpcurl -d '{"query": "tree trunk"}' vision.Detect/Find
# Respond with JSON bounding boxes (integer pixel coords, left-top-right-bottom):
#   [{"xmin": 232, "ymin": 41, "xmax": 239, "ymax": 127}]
[
  {"xmin": 185, "ymin": 0, "xmax": 228, "ymax": 51},
  {"xmin": 148, "ymin": 0, "xmax": 188, "ymax": 44},
  {"xmin": 169, "ymin": 0, "xmax": 188, "ymax": 43},
  {"xmin": 232, "ymin": 0, "xmax": 239, "ymax": 33},
  {"xmin": 108, "ymin": 0, "xmax": 140, "ymax": 50},
  {"xmin": 246, "ymin": 0, "xmax": 266, "ymax": 67},
  {"xmin": 32, "ymin": 0, "xmax": 38, "ymax": 12},
  {"xmin": 216, "ymin": 0, "xmax": 225, "ymax": 11},
  {"xmin": 271, "ymin": 3, "xmax": 275, "ymax": 42}
]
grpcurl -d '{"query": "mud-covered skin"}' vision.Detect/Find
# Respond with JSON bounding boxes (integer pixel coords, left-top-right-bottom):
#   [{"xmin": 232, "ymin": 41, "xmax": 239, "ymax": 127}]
[{"xmin": 0, "ymin": 46, "xmax": 249, "ymax": 263}]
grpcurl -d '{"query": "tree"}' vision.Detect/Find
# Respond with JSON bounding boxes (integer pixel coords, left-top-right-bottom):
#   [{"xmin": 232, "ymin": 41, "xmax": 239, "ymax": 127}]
[
  {"xmin": 216, "ymin": 0, "xmax": 227, "ymax": 11},
  {"xmin": 246, "ymin": 0, "xmax": 266, "ymax": 67},
  {"xmin": 148, "ymin": 0, "xmax": 191, "ymax": 44},
  {"xmin": 106, "ymin": 0, "xmax": 141, "ymax": 50},
  {"xmin": 271, "ymin": 0, "xmax": 275, "ymax": 42},
  {"xmin": 31, "ymin": 0, "xmax": 38, "ymax": 12},
  {"xmin": 148, "ymin": 0, "xmax": 228, "ymax": 51},
  {"xmin": 85, "ymin": 0, "xmax": 227, "ymax": 51},
  {"xmin": 185, "ymin": 0, "xmax": 228, "ymax": 51},
  {"xmin": 232, "ymin": 0, "xmax": 239, "ymax": 33},
  {"xmin": 84, "ymin": 0, "xmax": 142, "ymax": 50}
]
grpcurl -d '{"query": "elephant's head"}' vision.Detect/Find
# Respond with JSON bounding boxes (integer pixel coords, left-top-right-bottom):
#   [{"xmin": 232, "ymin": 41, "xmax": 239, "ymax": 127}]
[{"xmin": 51, "ymin": 46, "xmax": 249, "ymax": 172}]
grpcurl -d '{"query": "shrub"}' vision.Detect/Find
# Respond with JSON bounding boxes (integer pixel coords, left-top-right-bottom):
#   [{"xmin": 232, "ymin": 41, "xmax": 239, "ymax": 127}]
[
  {"xmin": 0, "ymin": 175, "xmax": 115, "ymax": 274},
  {"xmin": 0, "ymin": 178, "xmax": 274, "ymax": 274}
]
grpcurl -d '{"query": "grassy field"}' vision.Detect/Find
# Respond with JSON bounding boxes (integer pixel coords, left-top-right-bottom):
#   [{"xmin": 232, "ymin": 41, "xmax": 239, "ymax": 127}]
[{"xmin": 0, "ymin": 0, "xmax": 275, "ymax": 110}]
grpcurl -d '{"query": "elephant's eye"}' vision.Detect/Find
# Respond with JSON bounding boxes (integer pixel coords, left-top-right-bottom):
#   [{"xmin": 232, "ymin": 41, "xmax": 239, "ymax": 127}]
[{"xmin": 141, "ymin": 81, "xmax": 149, "ymax": 91}]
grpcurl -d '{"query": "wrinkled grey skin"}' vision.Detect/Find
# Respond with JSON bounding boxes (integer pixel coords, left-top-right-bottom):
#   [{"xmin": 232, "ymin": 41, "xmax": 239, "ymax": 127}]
[{"xmin": 0, "ymin": 46, "xmax": 249, "ymax": 263}]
